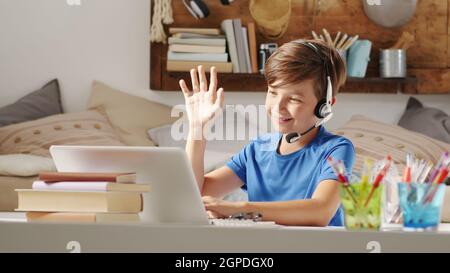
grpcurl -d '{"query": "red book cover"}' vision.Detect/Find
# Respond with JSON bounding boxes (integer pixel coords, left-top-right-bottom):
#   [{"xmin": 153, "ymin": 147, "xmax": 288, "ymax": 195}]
[{"xmin": 38, "ymin": 172, "xmax": 136, "ymax": 183}]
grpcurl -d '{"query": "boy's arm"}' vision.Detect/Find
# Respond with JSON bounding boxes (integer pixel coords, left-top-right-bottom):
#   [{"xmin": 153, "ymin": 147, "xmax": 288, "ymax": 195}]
[
  {"xmin": 202, "ymin": 166, "xmax": 244, "ymax": 198},
  {"xmin": 180, "ymin": 65, "xmax": 224, "ymax": 191},
  {"xmin": 185, "ymin": 131, "xmax": 207, "ymax": 191},
  {"xmin": 204, "ymin": 179, "xmax": 341, "ymax": 226}
]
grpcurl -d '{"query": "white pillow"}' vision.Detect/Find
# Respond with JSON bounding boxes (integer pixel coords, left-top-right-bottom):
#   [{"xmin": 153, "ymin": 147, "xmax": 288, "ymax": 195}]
[{"xmin": 0, "ymin": 154, "xmax": 56, "ymax": 176}]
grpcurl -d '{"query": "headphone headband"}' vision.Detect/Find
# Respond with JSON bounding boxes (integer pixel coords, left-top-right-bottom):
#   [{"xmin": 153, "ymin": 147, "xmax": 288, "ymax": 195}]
[{"xmin": 294, "ymin": 40, "xmax": 332, "ymax": 80}]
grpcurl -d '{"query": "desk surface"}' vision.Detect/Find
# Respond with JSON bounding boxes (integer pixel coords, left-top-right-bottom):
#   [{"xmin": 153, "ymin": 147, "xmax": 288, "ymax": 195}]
[{"xmin": 1, "ymin": 213, "xmax": 450, "ymax": 253}]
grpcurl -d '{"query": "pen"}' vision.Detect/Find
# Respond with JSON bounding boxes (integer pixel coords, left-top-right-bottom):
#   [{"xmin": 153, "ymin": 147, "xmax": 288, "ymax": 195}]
[
  {"xmin": 423, "ymin": 166, "xmax": 449, "ymax": 204},
  {"xmin": 327, "ymin": 157, "xmax": 358, "ymax": 204},
  {"xmin": 364, "ymin": 155, "xmax": 392, "ymax": 207},
  {"xmin": 428, "ymin": 151, "xmax": 448, "ymax": 183}
]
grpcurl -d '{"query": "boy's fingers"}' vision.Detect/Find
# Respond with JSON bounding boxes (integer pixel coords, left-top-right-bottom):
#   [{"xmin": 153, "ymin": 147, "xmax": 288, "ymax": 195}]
[
  {"xmin": 198, "ymin": 65, "xmax": 208, "ymax": 92},
  {"xmin": 190, "ymin": 68, "xmax": 199, "ymax": 93},
  {"xmin": 212, "ymin": 88, "xmax": 225, "ymax": 113},
  {"xmin": 209, "ymin": 66, "xmax": 218, "ymax": 94},
  {"xmin": 179, "ymin": 80, "xmax": 191, "ymax": 97},
  {"xmin": 216, "ymin": 88, "xmax": 225, "ymax": 108}
]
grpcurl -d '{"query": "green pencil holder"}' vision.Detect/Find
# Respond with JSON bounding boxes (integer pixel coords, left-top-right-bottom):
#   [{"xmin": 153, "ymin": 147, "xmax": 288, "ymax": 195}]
[{"xmin": 339, "ymin": 183, "xmax": 383, "ymax": 230}]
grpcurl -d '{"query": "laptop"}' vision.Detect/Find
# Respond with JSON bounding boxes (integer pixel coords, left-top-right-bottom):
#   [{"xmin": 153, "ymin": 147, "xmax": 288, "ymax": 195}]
[
  {"xmin": 50, "ymin": 145, "xmax": 278, "ymax": 227},
  {"xmin": 50, "ymin": 145, "xmax": 210, "ymax": 225}
]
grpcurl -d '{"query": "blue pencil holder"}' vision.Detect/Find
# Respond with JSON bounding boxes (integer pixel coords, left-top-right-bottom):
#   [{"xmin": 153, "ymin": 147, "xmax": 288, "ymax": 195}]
[
  {"xmin": 347, "ymin": 40, "xmax": 372, "ymax": 78},
  {"xmin": 398, "ymin": 182, "xmax": 446, "ymax": 231}
]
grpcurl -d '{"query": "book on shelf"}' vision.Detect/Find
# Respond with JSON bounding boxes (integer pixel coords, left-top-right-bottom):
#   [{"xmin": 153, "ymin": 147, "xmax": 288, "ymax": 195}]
[
  {"xmin": 172, "ymin": 32, "xmax": 226, "ymax": 39},
  {"xmin": 38, "ymin": 172, "xmax": 137, "ymax": 183},
  {"xmin": 168, "ymin": 44, "xmax": 226, "ymax": 54},
  {"xmin": 167, "ymin": 60, "xmax": 233, "ymax": 73},
  {"xmin": 32, "ymin": 181, "xmax": 150, "ymax": 192},
  {"xmin": 26, "ymin": 212, "xmax": 140, "ymax": 223},
  {"xmin": 221, "ymin": 19, "xmax": 240, "ymax": 73},
  {"xmin": 232, "ymin": 19, "xmax": 249, "ymax": 73},
  {"xmin": 167, "ymin": 60, "xmax": 232, "ymax": 73},
  {"xmin": 247, "ymin": 22, "xmax": 259, "ymax": 73},
  {"xmin": 16, "ymin": 190, "xmax": 142, "ymax": 213},
  {"xmin": 168, "ymin": 37, "xmax": 226, "ymax": 46},
  {"xmin": 168, "ymin": 51, "xmax": 228, "ymax": 62},
  {"xmin": 169, "ymin": 27, "xmax": 221, "ymax": 36},
  {"xmin": 242, "ymin": 27, "xmax": 252, "ymax": 73}
]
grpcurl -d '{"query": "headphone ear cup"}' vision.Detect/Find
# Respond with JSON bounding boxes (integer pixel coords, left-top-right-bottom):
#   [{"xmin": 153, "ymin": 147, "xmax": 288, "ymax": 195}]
[
  {"xmin": 190, "ymin": 0, "xmax": 210, "ymax": 18},
  {"xmin": 314, "ymin": 99, "xmax": 327, "ymax": 119}
]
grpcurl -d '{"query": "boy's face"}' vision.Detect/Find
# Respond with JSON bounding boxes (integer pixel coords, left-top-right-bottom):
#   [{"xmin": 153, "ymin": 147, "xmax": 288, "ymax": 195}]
[{"xmin": 265, "ymin": 78, "xmax": 319, "ymax": 134}]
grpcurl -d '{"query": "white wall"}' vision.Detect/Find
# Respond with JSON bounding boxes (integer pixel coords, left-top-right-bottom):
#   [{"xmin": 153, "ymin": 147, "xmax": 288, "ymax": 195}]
[
  {"xmin": 1, "ymin": 0, "xmax": 449, "ymax": 131},
  {"xmin": 0, "ymin": 0, "xmax": 150, "ymax": 111}
]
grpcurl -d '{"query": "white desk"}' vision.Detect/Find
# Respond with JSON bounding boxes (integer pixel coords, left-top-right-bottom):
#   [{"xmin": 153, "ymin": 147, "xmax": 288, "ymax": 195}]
[{"xmin": 1, "ymin": 213, "xmax": 450, "ymax": 253}]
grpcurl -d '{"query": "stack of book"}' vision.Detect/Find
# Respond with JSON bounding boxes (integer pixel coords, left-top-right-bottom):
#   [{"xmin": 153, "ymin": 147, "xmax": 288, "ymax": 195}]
[
  {"xmin": 16, "ymin": 172, "xmax": 150, "ymax": 223},
  {"xmin": 167, "ymin": 27, "xmax": 231, "ymax": 73},
  {"xmin": 166, "ymin": 20, "xmax": 258, "ymax": 74}
]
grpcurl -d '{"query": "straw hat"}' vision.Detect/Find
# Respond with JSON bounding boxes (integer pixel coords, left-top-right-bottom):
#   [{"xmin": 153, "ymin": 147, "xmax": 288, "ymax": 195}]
[{"xmin": 249, "ymin": 0, "xmax": 291, "ymax": 40}]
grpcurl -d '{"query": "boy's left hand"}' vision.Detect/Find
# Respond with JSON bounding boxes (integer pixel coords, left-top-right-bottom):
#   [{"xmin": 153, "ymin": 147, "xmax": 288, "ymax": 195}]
[{"xmin": 202, "ymin": 196, "xmax": 246, "ymax": 218}]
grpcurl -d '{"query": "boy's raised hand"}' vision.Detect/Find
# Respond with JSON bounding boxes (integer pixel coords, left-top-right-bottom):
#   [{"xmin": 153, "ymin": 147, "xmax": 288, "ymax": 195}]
[{"xmin": 179, "ymin": 66, "xmax": 224, "ymax": 133}]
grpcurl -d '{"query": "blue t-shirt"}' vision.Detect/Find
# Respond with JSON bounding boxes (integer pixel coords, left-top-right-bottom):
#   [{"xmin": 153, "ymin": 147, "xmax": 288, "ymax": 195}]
[{"xmin": 226, "ymin": 126, "xmax": 355, "ymax": 226}]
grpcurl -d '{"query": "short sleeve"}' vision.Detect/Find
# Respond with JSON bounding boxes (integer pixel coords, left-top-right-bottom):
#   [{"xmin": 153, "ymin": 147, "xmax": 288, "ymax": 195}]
[
  {"xmin": 317, "ymin": 140, "xmax": 355, "ymax": 183},
  {"xmin": 225, "ymin": 142, "xmax": 253, "ymax": 186}
]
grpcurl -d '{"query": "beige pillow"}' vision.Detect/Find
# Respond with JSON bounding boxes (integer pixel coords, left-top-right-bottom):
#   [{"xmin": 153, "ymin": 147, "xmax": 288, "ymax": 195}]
[
  {"xmin": 0, "ymin": 154, "xmax": 56, "ymax": 176},
  {"xmin": 87, "ymin": 81, "xmax": 178, "ymax": 146},
  {"xmin": 332, "ymin": 115, "xmax": 450, "ymax": 174},
  {"xmin": 0, "ymin": 110, "xmax": 125, "ymax": 157}
]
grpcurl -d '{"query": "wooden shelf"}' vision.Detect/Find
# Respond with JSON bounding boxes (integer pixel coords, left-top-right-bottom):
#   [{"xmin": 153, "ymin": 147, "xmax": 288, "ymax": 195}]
[
  {"xmin": 347, "ymin": 77, "xmax": 418, "ymax": 84},
  {"xmin": 150, "ymin": 0, "xmax": 450, "ymax": 94},
  {"xmin": 158, "ymin": 71, "xmax": 417, "ymax": 93}
]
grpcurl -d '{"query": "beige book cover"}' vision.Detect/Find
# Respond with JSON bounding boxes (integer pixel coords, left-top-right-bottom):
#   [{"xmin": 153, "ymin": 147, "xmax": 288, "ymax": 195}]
[
  {"xmin": 26, "ymin": 212, "xmax": 140, "ymax": 223},
  {"xmin": 169, "ymin": 27, "xmax": 221, "ymax": 35},
  {"xmin": 169, "ymin": 44, "xmax": 226, "ymax": 54},
  {"xmin": 32, "ymin": 181, "xmax": 150, "ymax": 192},
  {"xmin": 167, "ymin": 60, "xmax": 232, "ymax": 73},
  {"xmin": 16, "ymin": 190, "xmax": 142, "ymax": 213}
]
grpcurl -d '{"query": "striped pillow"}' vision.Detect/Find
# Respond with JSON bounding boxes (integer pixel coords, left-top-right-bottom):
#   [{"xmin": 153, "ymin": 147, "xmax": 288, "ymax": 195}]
[
  {"xmin": 332, "ymin": 115, "xmax": 450, "ymax": 174},
  {"xmin": 0, "ymin": 109, "xmax": 125, "ymax": 157}
]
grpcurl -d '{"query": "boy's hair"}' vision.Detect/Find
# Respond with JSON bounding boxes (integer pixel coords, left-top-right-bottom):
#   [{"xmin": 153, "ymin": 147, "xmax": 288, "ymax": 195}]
[{"xmin": 264, "ymin": 39, "xmax": 347, "ymax": 100}]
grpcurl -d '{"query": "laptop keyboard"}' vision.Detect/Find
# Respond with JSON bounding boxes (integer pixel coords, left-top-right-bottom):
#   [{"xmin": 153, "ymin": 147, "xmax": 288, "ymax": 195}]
[{"xmin": 210, "ymin": 218, "xmax": 279, "ymax": 228}]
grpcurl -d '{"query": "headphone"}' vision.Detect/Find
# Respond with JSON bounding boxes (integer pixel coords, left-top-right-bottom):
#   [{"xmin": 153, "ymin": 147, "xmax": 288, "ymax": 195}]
[
  {"xmin": 182, "ymin": 0, "xmax": 234, "ymax": 19},
  {"xmin": 285, "ymin": 40, "xmax": 335, "ymax": 144}
]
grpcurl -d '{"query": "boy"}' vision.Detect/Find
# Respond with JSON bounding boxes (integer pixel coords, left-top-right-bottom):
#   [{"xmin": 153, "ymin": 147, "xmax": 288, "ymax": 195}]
[{"xmin": 178, "ymin": 40, "xmax": 354, "ymax": 226}]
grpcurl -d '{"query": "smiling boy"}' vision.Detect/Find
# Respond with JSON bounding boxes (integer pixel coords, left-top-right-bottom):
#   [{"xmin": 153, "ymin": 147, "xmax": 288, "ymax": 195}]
[{"xmin": 179, "ymin": 40, "xmax": 355, "ymax": 226}]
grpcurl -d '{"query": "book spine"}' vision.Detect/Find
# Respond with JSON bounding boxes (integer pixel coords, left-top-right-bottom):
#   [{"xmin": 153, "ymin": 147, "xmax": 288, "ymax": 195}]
[
  {"xmin": 242, "ymin": 27, "xmax": 252, "ymax": 74},
  {"xmin": 168, "ymin": 37, "xmax": 226, "ymax": 46},
  {"xmin": 169, "ymin": 28, "xmax": 221, "ymax": 35},
  {"xmin": 16, "ymin": 191, "xmax": 142, "ymax": 213},
  {"xmin": 26, "ymin": 212, "xmax": 140, "ymax": 223},
  {"xmin": 167, "ymin": 60, "xmax": 232, "ymax": 73},
  {"xmin": 221, "ymin": 19, "xmax": 240, "ymax": 73},
  {"xmin": 32, "ymin": 181, "xmax": 108, "ymax": 191},
  {"xmin": 168, "ymin": 52, "xmax": 228, "ymax": 62},
  {"xmin": 247, "ymin": 22, "xmax": 259, "ymax": 73},
  {"xmin": 232, "ymin": 19, "xmax": 247, "ymax": 73},
  {"xmin": 169, "ymin": 44, "xmax": 226, "ymax": 54}
]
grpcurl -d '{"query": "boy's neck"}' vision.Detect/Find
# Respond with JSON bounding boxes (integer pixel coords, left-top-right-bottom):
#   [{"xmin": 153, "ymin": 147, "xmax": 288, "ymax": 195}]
[{"xmin": 277, "ymin": 126, "xmax": 320, "ymax": 155}]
